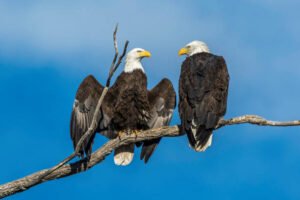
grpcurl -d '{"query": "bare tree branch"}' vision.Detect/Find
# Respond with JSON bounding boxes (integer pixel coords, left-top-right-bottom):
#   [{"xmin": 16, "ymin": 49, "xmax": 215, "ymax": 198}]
[
  {"xmin": 33, "ymin": 25, "xmax": 129, "ymax": 183},
  {"xmin": 106, "ymin": 24, "xmax": 129, "ymax": 87},
  {"xmin": 1, "ymin": 115, "xmax": 300, "ymax": 198},
  {"xmin": 216, "ymin": 115, "xmax": 300, "ymax": 129}
]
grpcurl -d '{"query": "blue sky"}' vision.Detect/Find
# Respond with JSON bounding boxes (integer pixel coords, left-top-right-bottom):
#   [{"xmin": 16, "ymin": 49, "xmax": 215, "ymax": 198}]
[{"xmin": 1, "ymin": 0, "xmax": 300, "ymax": 199}]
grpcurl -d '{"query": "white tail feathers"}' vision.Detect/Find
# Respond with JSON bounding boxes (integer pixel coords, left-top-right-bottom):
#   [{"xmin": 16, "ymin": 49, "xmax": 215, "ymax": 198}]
[
  {"xmin": 114, "ymin": 144, "xmax": 135, "ymax": 166},
  {"xmin": 194, "ymin": 134, "xmax": 213, "ymax": 152}
]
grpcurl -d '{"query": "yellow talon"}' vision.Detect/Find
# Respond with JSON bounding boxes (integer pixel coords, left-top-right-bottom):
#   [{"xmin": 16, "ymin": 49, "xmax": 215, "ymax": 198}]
[
  {"xmin": 118, "ymin": 130, "xmax": 140, "ymax": 139},
  {"xmin": 132, "ymin": 130, "xmax": 140, "ymax": 138},
  {"xmin": 118, "ymin": 131, "xmax": 126, "ymax": 139}
]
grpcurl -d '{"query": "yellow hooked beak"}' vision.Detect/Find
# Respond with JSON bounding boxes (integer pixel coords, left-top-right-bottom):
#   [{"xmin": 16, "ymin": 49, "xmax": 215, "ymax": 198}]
[
  {"xmin": 178, "ymin": 47, "xmax": 188, "ymax": 56},
  {"xmin": 139, "ymin": 50, "xmax": 151, "ymax": 58}
]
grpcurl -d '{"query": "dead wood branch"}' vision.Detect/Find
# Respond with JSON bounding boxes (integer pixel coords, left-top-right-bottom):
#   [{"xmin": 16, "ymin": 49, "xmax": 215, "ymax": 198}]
[
  {"xmin": 27, "ymin": 24, "xmax": 129, "ymax": 187},
  {"xmin": 1, "ymin": 115, "xmax": 300, "ymax": 198},
  {"xmin": 216, "ymin": 115, "xmax": 300, "ymax": 128}
]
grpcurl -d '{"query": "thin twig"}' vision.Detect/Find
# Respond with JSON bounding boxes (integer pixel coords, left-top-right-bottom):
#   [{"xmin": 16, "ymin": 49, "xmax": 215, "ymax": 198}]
[
  {"xmin": 106, "ymin": 39, "xmax": 129, "ymax": 86},
  {"xmin": 112, "ymin": 40, "xmax": 129, "ymax": 75},
  {"xmin": 1, "ymin": 115, "xmax": 300, "ymax": 198},
  {"xmin": 113, "ymin": 23, "xmax": 119, "ymax": 55},
  {"xmin": 105, "ymin": 24, "xmax": 130, "ymax": 87},
  {"xmin": 106, "ymin": 24, "xmax": 119, "ymax": 87}
]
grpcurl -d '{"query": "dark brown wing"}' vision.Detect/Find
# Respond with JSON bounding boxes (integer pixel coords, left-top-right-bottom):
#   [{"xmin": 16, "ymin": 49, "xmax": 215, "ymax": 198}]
[
  {"xmin": 70, "ymin": 75, "xmax": 113, "ymax": 159},
  {"xmin": 140, "ymin": 78, "xmax": 176, "ymax": 163},
  {"xmin": 179, "ymin": 53, "xmax": 229, "ymax": 151}
]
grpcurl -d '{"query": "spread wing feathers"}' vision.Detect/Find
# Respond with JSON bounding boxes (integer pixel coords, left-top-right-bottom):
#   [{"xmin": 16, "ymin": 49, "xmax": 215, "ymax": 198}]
[
  {"xmin": 179, "ymin": 53, "xmax": 229, "ymax": 152},
  {"xmin": 140, "ymin": 78, "xmax": 176, "ymax": 163},
  {"xmin": 70, "ymin": 75, "xmax": 107, "ymax": 159}
]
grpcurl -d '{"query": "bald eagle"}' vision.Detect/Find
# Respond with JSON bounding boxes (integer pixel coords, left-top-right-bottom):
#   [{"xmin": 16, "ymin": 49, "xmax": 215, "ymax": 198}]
[
  {"xmin": 70, "ymin": 48, "xmax": 176, "ymax": 165},
  {"xmin": 178, "ymin": 41, "xmax": 229, "ymax": 152}
]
